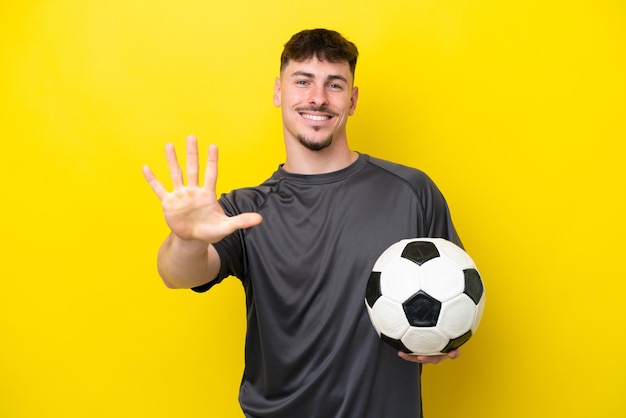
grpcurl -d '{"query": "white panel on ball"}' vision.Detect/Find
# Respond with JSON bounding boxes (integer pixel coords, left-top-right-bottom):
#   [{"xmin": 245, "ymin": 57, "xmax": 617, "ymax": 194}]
[
  {"xmin": 379, "ymin": 258, "xmax": 422, "ymax": 303},
  {"xmin": 370, "ymin": 296, "xmax": 410, "ymax": 339},
  {"xmin": 434, "ymin": 238, "xmax": 476, "ymax": 269},
  {"xmin": 401, "ymin": 327, "xmax": 449, "ymax": 355},
  {"xmin": 437, "ymin": 294, "xmax": 477, "ymax": 338},
  {"xmin": 419, "ymin": 258, "xmax": 465, "ymax": 302}
]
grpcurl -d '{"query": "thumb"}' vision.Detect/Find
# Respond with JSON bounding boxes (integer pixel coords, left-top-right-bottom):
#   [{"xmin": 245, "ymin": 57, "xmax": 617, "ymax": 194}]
[{"xmin": 229, "ymin": 212, "xmax": 263, "ymax": 230}]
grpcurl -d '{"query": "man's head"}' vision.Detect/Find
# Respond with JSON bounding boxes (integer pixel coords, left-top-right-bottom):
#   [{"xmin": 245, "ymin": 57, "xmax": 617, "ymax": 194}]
[
  {"xmin": 280, "ymin": 29, "xmax": 359, "ymax": 80},
  {"xmin": 274, "ymin": 29, "xmax": 360, "ymax": 155}
]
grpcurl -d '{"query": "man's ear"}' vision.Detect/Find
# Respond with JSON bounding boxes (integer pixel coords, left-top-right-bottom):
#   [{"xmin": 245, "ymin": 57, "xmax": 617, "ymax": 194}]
[
  {"xmin": 349, "ymin": 86, "xmax": 359, "ymax": 116},
  {"xmin": 273, "ymin": 77, "xmax": 281, "ymax": 107}
]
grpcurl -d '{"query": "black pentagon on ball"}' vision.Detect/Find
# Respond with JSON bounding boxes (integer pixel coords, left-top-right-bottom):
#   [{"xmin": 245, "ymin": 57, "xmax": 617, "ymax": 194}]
[
  {"xmin": 381, "ymin": 333, "xmax": 412, "ymax": 354},
  {"xmin": 402, "ymin": 290, "xmax": 441, "ymax": 327},
  {"xmin": 463, "ymin": 269, "xmax": 484, "ymax": 304},
  {"xmin": 401, "ymin": 241, "xmax": 440, "ymax": 266},
  {"xmin": 442, "ymin": 329, "xmax": 473, "ymax": 353},
  {"xmin": 365, "ymin": 271, "xmax": 382, "ymax": 308}
]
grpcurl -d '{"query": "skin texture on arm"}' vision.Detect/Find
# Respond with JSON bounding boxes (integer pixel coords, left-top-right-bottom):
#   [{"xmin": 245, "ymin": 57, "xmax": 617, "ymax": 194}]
[
  {"xmin": 155, "ymin": 233, "xmax": 218, "ymax": 289},
  {"xmin": 142, "ymin": 135, "xmax": 263, "ymax": 289}
]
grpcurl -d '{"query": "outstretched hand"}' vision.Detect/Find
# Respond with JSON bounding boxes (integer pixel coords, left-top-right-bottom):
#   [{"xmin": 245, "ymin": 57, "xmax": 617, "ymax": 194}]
[{"xmin": 142, "ymin": 135, "xmax": 263, "ymax": 244}]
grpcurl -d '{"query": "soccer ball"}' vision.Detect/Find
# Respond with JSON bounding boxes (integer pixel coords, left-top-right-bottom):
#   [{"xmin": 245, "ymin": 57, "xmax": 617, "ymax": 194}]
[{"xmin": 365, "ymin": 238, "xmax": 485, "ymax": 355}]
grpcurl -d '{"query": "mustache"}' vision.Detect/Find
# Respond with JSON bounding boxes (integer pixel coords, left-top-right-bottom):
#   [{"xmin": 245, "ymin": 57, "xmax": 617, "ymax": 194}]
[{"xmin": 295, "ymin": 106, "xmax": 338, "ymax": 116}]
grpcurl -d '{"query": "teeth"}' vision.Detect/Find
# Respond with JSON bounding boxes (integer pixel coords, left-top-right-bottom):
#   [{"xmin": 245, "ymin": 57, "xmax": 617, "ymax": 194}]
[{"xmin": 302, "ymin": 113, "xmax": 330, "ymax": 121}]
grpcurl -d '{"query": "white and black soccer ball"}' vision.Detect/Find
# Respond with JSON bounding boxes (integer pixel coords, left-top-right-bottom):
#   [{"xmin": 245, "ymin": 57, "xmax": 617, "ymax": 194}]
[{"xmin": 365, "ymin": 238, "xmax": 485, "ymax": 355}]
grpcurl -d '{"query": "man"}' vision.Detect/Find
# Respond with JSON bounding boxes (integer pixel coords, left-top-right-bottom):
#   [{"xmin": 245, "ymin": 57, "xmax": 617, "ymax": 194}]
[{"xmin": 143, "ymin": 29, "xmax": 461, "ymax": 418}]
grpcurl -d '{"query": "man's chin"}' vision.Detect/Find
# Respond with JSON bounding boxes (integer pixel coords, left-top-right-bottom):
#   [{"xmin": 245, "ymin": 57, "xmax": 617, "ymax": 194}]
[{"xmin": 297, "ymin": 134, "xmax": 333, "ymax": 151}]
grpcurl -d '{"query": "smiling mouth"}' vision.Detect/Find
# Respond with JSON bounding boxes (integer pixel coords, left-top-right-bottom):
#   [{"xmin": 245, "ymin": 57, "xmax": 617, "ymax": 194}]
[{"xmin": 301, "ymin": 113, "xmax": 332, "ymax": 121}]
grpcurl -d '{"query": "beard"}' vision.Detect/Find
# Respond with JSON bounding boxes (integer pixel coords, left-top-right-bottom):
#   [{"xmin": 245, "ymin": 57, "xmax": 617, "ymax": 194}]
[
  {"xmin": 294, "ymin": 105, "xmax": 337, "ymax": 151},
  {"xmin": 297, "ymin": 131, "xmax": 333, "ymax": 151}
]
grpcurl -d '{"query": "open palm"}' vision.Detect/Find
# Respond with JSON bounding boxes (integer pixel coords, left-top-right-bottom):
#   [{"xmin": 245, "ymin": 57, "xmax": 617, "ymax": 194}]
[{"xmin": 143, "ymin": 135, "xmax": 262, "ymax": 244}]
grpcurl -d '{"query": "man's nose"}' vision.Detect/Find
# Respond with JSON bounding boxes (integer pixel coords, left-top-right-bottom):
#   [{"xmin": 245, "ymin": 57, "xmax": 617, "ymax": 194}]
[{"xmin": 308, "ymin": 84, "xmax": 328, "ymax": 107}]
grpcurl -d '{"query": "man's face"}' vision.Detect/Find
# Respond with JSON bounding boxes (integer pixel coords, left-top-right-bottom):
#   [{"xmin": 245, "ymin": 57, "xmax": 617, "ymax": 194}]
[{"xmin": 274, "ymin": 57, "xmax": 358, "ymax": 151}]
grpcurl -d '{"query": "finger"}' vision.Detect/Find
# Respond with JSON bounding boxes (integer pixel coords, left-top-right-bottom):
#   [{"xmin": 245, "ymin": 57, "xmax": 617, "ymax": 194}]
[
  {"xmin": 203, "ymin": 144, "xmax": 219, "ymax": 198},
  {"xmin": 165, "ymin": 143, "xmax": 184, "ymax": 189},
  {"xmin": 186, "ymin": 135, "xmax": 199, "ymax": 187},
  {"xmin": 142, "ymin": 165, "xmax": 169, "ymax": 200},
  {"xmin": 397, "ymin": 351, "xmax": 446, "ymax": 364},
  {"xmin": 415, "ymin": 354, "xmax": 443, "ymax": 364},
  {"xmin": 214, "ymin": 213, "xmax": 263, "ymax": 241},
  {"xmin": 228, "ymin": 212, "xmax": 263, "ymax": 231},
  {"xmin": 419, "ymin": 355, "xmax": 442, "ymax": 364},
  {"xmin": 448, "ymin": 349, "xmax": 461, "ymax": 359},
  {"xmin": 397, "ymin": 352, "xmax": 421, "ymax": 363}
]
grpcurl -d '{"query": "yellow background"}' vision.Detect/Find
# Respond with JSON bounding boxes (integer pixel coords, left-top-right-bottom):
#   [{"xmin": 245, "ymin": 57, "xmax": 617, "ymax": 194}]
[{"xmin": 1, "ymin": 0, "xmax": 624, "ymax": 417}]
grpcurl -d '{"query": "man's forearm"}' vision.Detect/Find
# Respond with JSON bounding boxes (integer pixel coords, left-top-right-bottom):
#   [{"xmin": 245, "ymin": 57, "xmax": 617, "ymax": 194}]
[{"xmin": 157, "ymin": 233, "xmax": 219, "ymax": 289}]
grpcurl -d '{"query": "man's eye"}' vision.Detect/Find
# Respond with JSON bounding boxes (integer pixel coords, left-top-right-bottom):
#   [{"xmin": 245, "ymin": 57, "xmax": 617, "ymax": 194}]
[
  {"xmin": 296, "ymin": 80, "xmax": 309, "ymax": 85},
  {"xmin": 329, "ymin": 83, "xmax": 343, "ymax": 89}
]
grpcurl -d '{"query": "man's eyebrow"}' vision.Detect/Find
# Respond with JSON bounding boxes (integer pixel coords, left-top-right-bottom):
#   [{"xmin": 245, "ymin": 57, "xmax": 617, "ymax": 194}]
[
  {"xmin": 290, "ymin": 71, "xmax": 348, "ymax": 83},
  {"xmin": 327, "ymin": 74, "xmax": 348, "ymax": 83},
  {"xmin": 290, "ymin": 71, "xmax": 315, "ymax": 78}
]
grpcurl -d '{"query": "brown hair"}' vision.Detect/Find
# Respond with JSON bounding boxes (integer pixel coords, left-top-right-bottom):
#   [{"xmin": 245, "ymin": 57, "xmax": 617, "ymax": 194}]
[{"xmin": 280, "ymin": 29, "xmax": 359, "ymax": 78}]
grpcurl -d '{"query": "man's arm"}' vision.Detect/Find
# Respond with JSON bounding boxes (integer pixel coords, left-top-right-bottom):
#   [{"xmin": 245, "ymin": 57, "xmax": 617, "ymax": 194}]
[
  {"xmin": 143, "ymin": 135, "xmax": 262, "ymax": 289},
  {"xmin": 156, "ymin": 234, "xmax": 220, "ymax": 289}
]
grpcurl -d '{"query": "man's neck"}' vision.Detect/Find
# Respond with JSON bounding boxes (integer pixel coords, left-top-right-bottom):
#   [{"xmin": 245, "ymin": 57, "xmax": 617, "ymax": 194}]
[{"xmin": 282, "ymin": 141, "xmax": 358, "ymax": 175}]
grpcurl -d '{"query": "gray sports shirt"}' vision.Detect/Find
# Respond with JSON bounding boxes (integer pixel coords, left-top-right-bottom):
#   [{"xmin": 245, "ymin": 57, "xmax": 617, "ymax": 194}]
[{"xmin": 193, "ymin": 153, "xmax": 461, "ymax": 417}]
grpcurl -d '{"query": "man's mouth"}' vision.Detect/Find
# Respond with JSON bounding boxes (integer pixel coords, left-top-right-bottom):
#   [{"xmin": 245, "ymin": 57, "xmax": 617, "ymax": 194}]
[{"xmin": 301, "ymin": 113, "xmax": 331, "ymax": 121}]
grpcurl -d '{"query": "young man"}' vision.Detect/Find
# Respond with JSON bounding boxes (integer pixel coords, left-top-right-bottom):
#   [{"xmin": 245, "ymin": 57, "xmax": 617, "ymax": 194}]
[{"xmin": 143, "ymin": 29, "xmax": 461, "ymax": 418}]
